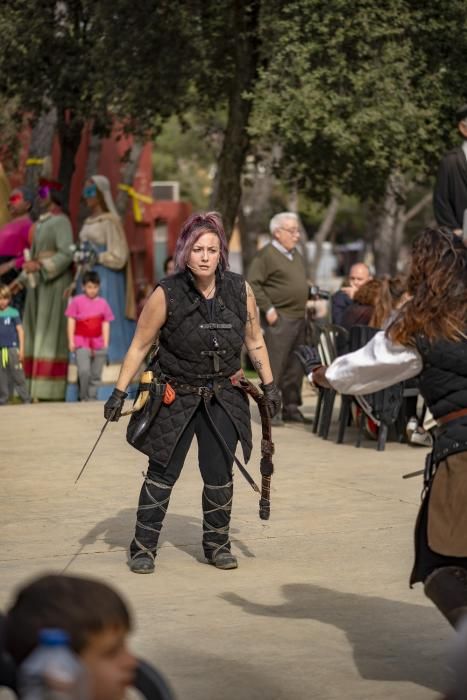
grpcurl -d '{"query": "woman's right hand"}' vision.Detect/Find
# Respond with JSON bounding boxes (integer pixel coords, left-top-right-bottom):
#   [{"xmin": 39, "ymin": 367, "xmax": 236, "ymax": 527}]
[
  {"xmin": 104, "ymin": 388, "xmax": 128, "ymax": 421},
  {"xmin": 266, "ymin": 308, "xmax": 279, "ymax": 326}
]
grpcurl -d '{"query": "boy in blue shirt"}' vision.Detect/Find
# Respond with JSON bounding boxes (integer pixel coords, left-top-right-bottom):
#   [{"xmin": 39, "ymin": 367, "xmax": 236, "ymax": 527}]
[{"xmin": 0, "ymin": 284, "xmax": 30, "ymax": 404}]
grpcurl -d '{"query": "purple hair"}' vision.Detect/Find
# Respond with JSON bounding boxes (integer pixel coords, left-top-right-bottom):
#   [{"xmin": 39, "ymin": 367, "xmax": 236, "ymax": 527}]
[{"xmin": 174, "ymin": 212, "xmax": 229, "ymax": 272}]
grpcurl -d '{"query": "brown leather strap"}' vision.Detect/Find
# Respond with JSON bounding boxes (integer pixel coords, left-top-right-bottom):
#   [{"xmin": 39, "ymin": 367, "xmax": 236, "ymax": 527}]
[
  {"xmin": 438, "ymin": 408, "xmax": 467, "ymax": 425},
  {"xmin": 230, "ymin": 371, "xmax": 274, "ymax": 520}
]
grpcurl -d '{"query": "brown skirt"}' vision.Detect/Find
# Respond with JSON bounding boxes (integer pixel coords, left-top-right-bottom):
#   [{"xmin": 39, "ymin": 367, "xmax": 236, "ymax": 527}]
[{"xmin": 428, "ymin": 452, "xmax": 467, "ymax": 557}]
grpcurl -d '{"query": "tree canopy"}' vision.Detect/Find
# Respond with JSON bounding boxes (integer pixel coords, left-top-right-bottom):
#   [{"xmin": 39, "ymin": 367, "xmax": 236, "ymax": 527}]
[{"xmin": 251, "ymin": 0, "xmax": 467, "ymax": 203}]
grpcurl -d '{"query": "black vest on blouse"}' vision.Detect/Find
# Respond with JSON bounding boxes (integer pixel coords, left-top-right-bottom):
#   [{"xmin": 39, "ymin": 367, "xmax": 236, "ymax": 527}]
[
  {"xmin": 158, "ymin": 269, "xmax": 247, "ymax": 385},
  {"xmin": 416, "ymin": 335, "xmax": 467, "ymax": 461}
]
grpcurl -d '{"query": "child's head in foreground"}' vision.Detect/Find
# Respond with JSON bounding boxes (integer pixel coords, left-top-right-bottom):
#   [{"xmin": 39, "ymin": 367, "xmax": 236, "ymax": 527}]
[{"xmin": 4, "ymin": 573, "xmax": 136, "ymax": 700}]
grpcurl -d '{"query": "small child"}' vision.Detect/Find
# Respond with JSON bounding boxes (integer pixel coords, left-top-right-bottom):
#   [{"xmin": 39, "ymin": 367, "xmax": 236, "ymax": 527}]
[
  {"xmin": 4, "ymin": 574, "xmax": 137, "ymax": 700},
  {"xmin": 0, "ymin": 284, "xmax": 30, "ymax": 405},
  {"xmin": 66, "ymin": 271, "xmax": 114, "ymax": 401}
]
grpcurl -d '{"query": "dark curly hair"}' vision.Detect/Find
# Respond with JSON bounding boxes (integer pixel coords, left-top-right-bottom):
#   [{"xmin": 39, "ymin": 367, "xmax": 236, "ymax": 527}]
[{"xmin": 388, "ymin": 228, "xmax": 467, "ymax": 346}]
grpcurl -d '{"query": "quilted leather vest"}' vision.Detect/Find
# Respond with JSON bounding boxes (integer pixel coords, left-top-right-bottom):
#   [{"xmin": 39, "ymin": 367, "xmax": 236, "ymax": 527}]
[
  {"xmin": 416, "ymin": 335, "xmax": 467, "ymax": 462},
  {"xmin": 415, "ymin": 336, "xmax": 467, "ymax": 419},
  {"xmin": 158, "ymin": 269, "xmax": 247, "ymax": 385}
]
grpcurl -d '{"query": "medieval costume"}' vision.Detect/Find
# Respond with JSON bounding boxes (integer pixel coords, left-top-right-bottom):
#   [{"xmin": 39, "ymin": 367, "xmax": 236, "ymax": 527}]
[
  {"xmin": 324, "ymin": 330, "xmax": 467, "ymax": 626},
  {"xmin": 104, "ymin": 212, "xmax": 279, "ymax": 574},
  {"xmin": 127, "ymin": 269, "xmax": 253, "ymax": 570},
  {"xmin": 78, "ymin": 176, "xmax": 136, "ymax": 363},
  {"xmin": 19, "ymin": 212, "xmax": 73, "ymax": 400},
  {"xmin": 433, "ymin": 144, "xmax": 467, "ymax": 231}
]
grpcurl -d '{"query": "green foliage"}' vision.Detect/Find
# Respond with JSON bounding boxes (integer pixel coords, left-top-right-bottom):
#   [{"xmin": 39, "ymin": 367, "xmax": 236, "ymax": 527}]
[
  {"xmin": 0, "ymin": 1, "xmax": 198, "ymax": 139},
  {"xmin": 251, "ymin": 0, "xmax": 467, "ymax": 202},
  {"xmin": 152, "ymin": 114, "xmax": 222, "ymax": 210}
]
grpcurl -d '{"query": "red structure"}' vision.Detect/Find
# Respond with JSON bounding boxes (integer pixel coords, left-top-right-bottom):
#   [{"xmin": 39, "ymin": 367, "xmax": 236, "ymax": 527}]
[{"xmin": 7, "ymin": 123, "xmax": 191, "ymax": 291}]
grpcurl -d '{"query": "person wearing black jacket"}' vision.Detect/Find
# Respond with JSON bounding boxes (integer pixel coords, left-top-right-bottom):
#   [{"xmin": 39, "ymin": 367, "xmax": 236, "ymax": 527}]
[
  {"xmin": 433, "ymin": 105, "xmax": 467, "ymax": 234},
  {"xmin": 104, "ymin": 212, "xmax": 280, "ymax": 574}
]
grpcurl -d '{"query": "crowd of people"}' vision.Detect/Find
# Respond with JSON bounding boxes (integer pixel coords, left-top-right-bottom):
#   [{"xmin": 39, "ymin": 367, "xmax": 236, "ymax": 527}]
[{"xmin": 0, "ymin": 175, "xmax": 137, "ymax": 405}]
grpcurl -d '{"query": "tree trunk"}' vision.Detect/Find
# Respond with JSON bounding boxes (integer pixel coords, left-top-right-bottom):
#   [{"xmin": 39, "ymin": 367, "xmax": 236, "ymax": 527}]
[
  {"xmin": 374, "ymin": 179, "xmax": 433, "ymax": 276},
  {"xmin": 209, "ymin": 1, "xmax": 260, "ymax": 240},
  {"xmin": 57, "ymin": 110, "xmax": 84, "ymax": 213},
  {"xmin": 237, "ymin": 206, "xmax": 257, "ymax": 274},
  {"xmin": 25, "ymin": 109, "xmax": 57, "ymax": 192},
  {"xmin": 115, "ymin": 140, "xmax": 145, "ymax": 218},
  {"xmin": 373, "ymin": 171, "xmax": 406, "ymax": 276},
  {"xmin": 309, "ymin": 195, "xmax": 340, "ymax": 281}
]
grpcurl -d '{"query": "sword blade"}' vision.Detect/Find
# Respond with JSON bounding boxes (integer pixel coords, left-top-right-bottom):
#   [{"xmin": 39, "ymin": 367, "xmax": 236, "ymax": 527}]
[
  {"xmin": 75, "ymin": 419, "xmax": 110, "ymax": 484},
  {"xmin": 402, "ymin": 468, "xmax": 424, "ymax": 480}
]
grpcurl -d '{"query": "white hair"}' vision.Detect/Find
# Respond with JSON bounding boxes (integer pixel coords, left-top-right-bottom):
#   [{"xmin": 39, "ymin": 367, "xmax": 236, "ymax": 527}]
[{"xmin": 269, "ymin": 212, "xmax": 298, "ymax": 236}]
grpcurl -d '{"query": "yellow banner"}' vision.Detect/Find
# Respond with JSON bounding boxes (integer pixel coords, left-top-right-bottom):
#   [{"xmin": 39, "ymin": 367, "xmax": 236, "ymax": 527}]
[{"xmin": 118, "ymin": 184, "xmax": 153, "ymax": 222}]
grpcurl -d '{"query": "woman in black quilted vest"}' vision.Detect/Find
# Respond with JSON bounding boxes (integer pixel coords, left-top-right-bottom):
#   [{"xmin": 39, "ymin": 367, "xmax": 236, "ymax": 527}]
[
  {"xmin": 104, "ymin": 212, "xmax": 280, "ymax": 574},
  {"xmin": 313, "ymin": 228, "xmax": 467, "ymax": 627}
]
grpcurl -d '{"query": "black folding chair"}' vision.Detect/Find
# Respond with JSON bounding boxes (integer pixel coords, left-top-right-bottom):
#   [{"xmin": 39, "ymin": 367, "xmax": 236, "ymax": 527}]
[
  {"xmin": 313, "ymin": 324, "xmax": 349, "ymax": 439},
  {"xmin": 335, "ymin": 325, "xmax": 406, "ymax": 451}
]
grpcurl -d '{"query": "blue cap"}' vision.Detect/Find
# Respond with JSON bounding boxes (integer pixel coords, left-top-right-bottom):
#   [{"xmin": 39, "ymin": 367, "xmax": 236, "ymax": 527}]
[{"xmin": 39, "ymin": 629, "xmax": 70, "ymax": 646}]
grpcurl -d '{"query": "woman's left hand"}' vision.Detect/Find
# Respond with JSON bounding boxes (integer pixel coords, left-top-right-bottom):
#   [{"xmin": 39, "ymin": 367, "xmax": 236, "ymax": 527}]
[{"xmin": 312, "ymin": 365, "xmax": 331, "ymax": 388}]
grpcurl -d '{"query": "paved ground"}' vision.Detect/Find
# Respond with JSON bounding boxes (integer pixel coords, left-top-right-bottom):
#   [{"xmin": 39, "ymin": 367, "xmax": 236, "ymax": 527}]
[{"xmin": 0, "ymin": 392, "xmax": 452, "ymax": 699}]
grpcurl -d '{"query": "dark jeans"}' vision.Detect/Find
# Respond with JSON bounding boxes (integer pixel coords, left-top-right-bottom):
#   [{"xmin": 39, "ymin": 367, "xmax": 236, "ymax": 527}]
[{"xmin": 130, "ymin": 399, "xmax": 238, "ymax": 559}]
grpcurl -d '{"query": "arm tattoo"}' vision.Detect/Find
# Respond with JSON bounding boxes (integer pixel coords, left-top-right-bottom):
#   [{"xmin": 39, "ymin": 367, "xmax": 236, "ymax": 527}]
[
  {"xmin": 246, "ymin": 312, "xmax": 255, "ymax": 328},
  {"xmin": 253, "ymin": 359, "xmax": 263, "ymax": 370}
]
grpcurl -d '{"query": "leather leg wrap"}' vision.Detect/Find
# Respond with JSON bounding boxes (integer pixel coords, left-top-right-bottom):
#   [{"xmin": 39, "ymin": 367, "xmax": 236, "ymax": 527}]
[
  {"xmin": 130, "ymin": 476, "xmax": 173, "ymax": 560},
  {"xmin": 202, "ymin": 480, "xmax": 233, "ymax": 560},
  {"xmin": 424, "ymin": 566, "xmax": 467, "ymax": 628}
]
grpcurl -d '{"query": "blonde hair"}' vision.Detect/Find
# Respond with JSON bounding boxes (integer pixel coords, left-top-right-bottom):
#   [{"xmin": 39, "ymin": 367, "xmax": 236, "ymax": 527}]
[{"xmin": 0, "ymin": 284, "xmax": 11, "ymax": 300}]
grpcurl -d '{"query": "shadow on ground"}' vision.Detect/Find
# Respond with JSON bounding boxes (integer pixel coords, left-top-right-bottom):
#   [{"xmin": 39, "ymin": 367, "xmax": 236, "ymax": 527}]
[
  {"xmin": 221, "ymin": 583, "xmax": 448, "ymax": 692},
  {"xmin": 159, "ymin": 647, "xmax": 293, "ymax": 700},
  {"xmin": 75, "ymin": 507, "xmax": 255, "ymax": 561}
]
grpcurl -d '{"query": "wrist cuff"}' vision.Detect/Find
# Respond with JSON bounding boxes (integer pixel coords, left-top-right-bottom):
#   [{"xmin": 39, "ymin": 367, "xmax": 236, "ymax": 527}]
[{"xmin": 114, "ymin": 388, "xmax": 128, "ymax": 398}]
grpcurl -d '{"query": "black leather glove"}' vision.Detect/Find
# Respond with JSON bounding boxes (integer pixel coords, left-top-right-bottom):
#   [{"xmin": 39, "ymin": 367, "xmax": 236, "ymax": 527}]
[
  {"xmin": 294, "ymin": 345, "xmax": 322, "ymax": 375},
  {"xmin": 260, "ymin": 381, "xmax": 281, "ymax": 419},
  {"xmin": 104, "ymin": 388, "xmax": 128, "ymax": 421}
]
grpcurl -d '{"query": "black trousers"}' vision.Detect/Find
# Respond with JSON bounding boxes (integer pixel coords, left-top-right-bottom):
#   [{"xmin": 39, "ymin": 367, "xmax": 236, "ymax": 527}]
[{"xmin": 130, "ymin": 398, "xmax": 238, "ymax": 560}]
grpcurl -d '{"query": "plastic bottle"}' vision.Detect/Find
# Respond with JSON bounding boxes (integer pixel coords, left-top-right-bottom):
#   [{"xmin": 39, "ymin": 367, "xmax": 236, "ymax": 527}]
[{"xmin": 18, "ymin": 629, "xmax": 87, "ymax": 700}]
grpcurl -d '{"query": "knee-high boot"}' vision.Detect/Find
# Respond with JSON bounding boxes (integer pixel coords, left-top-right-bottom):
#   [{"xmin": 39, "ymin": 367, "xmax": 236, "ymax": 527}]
[
  {"xmin": 424, "ymin": 566, "xmax": 467, "ymax": 627},
  {"xmin": 202, "ymin": 480, "xmax": 237, "ymax": 569},
  {"xmin": 129, "ymin": 475, "xmax": 173, "ymax": 571}
]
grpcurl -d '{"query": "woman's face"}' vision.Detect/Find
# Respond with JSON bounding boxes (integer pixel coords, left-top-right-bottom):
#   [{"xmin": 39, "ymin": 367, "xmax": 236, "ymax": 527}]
[
  {"xmin": 7, "ymin": 190, "xmax": 30, "ymax": 217},
  {"xmin": 187, "ymin": 232, "xmax": 220, "ymax": 278},
  {"xmin": 83, "ymin": 179, "xmax": 99, "ymax": 208}
]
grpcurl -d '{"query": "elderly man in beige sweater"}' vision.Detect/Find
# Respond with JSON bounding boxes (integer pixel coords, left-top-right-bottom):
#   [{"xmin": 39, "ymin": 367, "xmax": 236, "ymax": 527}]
[{"xmin": 247, "ymin": 212, "xmax": 309, "ymax": 426}]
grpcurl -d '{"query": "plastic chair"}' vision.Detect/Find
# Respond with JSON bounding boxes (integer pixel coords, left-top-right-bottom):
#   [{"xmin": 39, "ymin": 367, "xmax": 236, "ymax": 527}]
[
  {"xmin": 313, "ymin": 324, "xmax": 349, "ymax": 439},
  {"xmin": 335, "ymin": 325, "xmax": 406, "ymax": 451}
]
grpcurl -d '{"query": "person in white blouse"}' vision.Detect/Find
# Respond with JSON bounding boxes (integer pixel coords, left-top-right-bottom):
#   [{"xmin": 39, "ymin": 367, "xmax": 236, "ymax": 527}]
[{"xmin": 312, "ymin": 227, "xmax": 467, "ymax": 628}]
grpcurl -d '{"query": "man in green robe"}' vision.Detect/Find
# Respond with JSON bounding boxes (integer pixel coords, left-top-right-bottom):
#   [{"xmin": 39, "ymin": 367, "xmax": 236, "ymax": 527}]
[{"xmin": 12, "ymin": 183, "xmax": 73, "ymax": 400}]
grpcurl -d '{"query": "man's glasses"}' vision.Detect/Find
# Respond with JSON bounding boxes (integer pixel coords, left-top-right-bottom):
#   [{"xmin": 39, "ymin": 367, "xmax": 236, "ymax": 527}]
[{"xmin": 280, "ymin": 227, "xmax": 300, "ymax": 234}]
